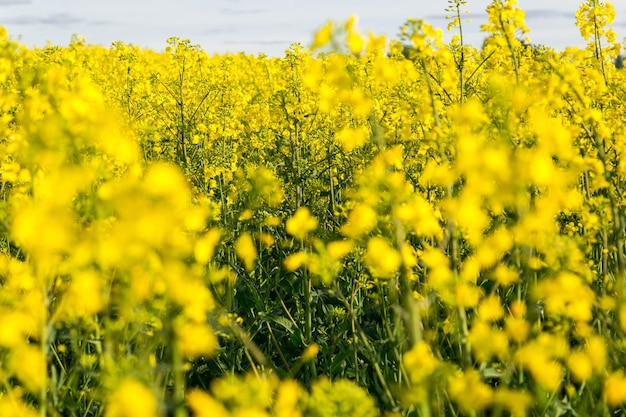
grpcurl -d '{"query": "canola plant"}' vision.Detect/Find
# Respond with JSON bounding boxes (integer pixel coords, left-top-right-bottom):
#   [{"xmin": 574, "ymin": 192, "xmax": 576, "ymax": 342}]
[{"xmin": 0, "ymin": 1, "xmax": 625, "ymax": 416}]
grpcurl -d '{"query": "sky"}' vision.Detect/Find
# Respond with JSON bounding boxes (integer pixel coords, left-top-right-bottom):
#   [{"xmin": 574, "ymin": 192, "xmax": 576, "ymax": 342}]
[{"xmin": 0, "ymin": 0, "xmax": 625, "ymax": 56}]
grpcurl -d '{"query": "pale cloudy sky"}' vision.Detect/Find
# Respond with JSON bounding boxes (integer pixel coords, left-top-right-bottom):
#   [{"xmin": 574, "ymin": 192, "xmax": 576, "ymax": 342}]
[{"xmin": 0, "ymin": 0, "xmax": 625, "ymax": 55}]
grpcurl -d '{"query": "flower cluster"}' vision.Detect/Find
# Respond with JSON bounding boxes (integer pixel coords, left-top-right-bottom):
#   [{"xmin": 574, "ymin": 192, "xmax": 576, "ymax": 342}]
[{"xmin": 0, "ymin": 0, "xmax": 625, "ymax": 416}]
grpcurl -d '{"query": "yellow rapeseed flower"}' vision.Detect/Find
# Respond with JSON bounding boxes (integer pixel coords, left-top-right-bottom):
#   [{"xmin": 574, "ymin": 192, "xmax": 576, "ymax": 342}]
[
  {"xmin": 494, "ymin": 388, "xmax": 532, "ymax": 417},
  {"xmin": 403, "ymin": 341, "xmax": 439, "ymax": 383},
  {"xmin": 106, "ymin": 378, "xmax": 158, "ymax": 417},
  {"xmin": 505, "ymin": 316, "xmax": 529, "ymax": 343},
  {"xmin": 586, "ymin": 336, "xmax": 607, "ymax": 373},
  {"xmin": 327, "ymin": 240, "xmax": 354, "ymax": 260},
  {"xmin": 568, "ymin": 350, "xmax": 593, "ymax": 382},
  {"xmin": 175, "ymin": 320, "xmax": 218, "ymax": 359},
  {"xmin": 143, "ymin": 162, "xmax": 188, "ymax": 201},
  {"xmin": 335, "ymin": 127, "xmax": 368, "ymax": 152},
  {"xmin": 510, "ymin": 300, "xmax": 527, "ymax": 318},
  {"xmin": 302, "ymin": 342, "xmax": 320, "ymax": 361},
  {"xmin": 9, "ymin": 344, "xmax": 46, "ymax": 393},
  {"xmin": 259, "ymin": 232, "xmax": 275, "ymax": 247},
  {"xmin": 455, "ymin": 282, "xmax": 481, "ymax": 308},
  {"xmin": 365, "ymin": 236, "xmax": 401, "ymax": 279},
  {"xmin": 468, "ymin": 320, "xmax": 509, "ymax": 362},
  {"xmin": 186, "ymin": 389, "xmax": 229, "ymax": 417},
  {"xmin": 311, "ymin": 21, "xmax": 333, "ymax": 51},
  {"xmin": 516, "ymin": 344, "xmax": 564, "ymax": 392},
  {"xmin": 346, "ymin": 31, "xmax": 364, "ymax": 55},
  {"xmin": 448, "ymin": 369, "xmax": 493, "ymax": 414},
  {"xmin": 341, "ymin": 204, "xmax": 377, "ymax": 239},
  {"xmin": 235, "ymin": 232, "xmax": 257, "ymax": 272},
  {"xmin": 194, "ymin": 228, "xmax": 222, "ymax": 265},
  {"xmin": 393, "ymin": 195, "xmax": 442, "ymax": 240},
  {"xmin": 344, "ymin": 15, "xmax": 357, "ymax": 32},
  {"xmin": 12, "ymin": 203, "xmax": 73, "ymax": 256},
  {"xmin": 286, "ymin": 207, "xmax": 318, "ymax": 240},
  {"xmin": 477, "ymin": 295, "xmax": 505, "ymax": 322},
  {"xmin": 0, "ymin": 310, "xmax": 31, "ymax": 348},
  {"xmin": 605, "ymin": 371, "xmax": 626, "ymax": 406},
  {"xmin": 284, "ymin": 252, "xmax": 309, "ymax": 272},
  {"xmin": 0, "ymin": 393, "xmax": 39, "ymax": 417},
  {"xmin": 275, "ymin": 380, "xmax": 303, "ymax": 417},
  {"xmin": 531, "ymin": 359, "xmax": 564, "ymax": 392},
  {"xmin": 55, "ymin": 271, "xmax": 105, "ymax": 321},
  {"xmin": 533, "ymin": 272, "xmax": 595, "ymax": 322},
  {"xmin": 493, "ymin": 264, "xmax": 519, "ymax": 286}
]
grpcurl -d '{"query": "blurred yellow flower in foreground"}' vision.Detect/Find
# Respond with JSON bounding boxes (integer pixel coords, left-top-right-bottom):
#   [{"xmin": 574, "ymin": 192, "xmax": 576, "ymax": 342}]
[
  {"xmin": 311, "ymin": 21, "xmax": 333, "ymax": 51},
  {"xmin": 9, "ymin": 344, "xmax": 46, "ymax": 393},
  {"xmin": 175, "ymin": 319, "xmax": 218, "ymax": 359},
  {"xmin": 341, "ymin": 204, "xmax": 377, "ymax": 239},
  {"xmin": 365, "ymin": 236, "xmax": 401, "ymax": 278},
  {"xmin": 186, "ymin": 389, "xmax": 229, "ymax": 417},
  {"xmin": 302, "ymin": 342, "xmax": 320, "ymax": 361},
  {"xmin": 448, "ymin": 369, "xmax": 493, "ymax": 414},
  {"xmin": 194, "ymin": 228, "xmax": 222, "ymax": 265},
  {"xmin": 106, "ymin": 378, "xmax": 157, "ymax": 417},
  {"xmin": 286, "ymin": 207, "xmax": 318, "ymax": 240},
  {"xmin": 403, "ymin": 341, "xmax": 439, "ymax": 383},
  {"xmin": 0, "ymin": 392, "xmax": 39, "ymax": 417},
  {"xmin": 235, "ymin": 232, "xmax": 257, "ymax": 272},
  {"xmin": 605, "ymin": 371, "xmax": 626, "ymax": 406},
  {"xmin": 54, "ymin": 271, "xmax": 105, "ymax": 321}
]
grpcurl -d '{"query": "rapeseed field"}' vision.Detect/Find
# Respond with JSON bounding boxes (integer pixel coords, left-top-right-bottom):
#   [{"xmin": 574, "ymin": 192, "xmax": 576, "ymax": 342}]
[{"xmin": 0, "ymin": 1, "xmax": 625, "ymax": 415}]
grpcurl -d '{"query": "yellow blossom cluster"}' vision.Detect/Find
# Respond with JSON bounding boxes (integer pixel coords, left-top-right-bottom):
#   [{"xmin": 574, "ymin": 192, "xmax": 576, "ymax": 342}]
[{"xmin": 1, "ymin": 0, "xmax": 626, "ymax": 416}]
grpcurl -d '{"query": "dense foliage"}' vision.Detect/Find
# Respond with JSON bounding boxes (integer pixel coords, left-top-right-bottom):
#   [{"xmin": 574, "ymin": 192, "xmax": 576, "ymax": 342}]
[{"xmin": 0, "ymin": 0, "xmax": 625, "ymax": 415}]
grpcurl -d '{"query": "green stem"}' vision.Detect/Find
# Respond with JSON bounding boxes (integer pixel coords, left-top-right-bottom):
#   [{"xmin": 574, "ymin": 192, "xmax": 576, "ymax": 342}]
[
  {"xmin": 172, "ymin": 339, "xmax": 186, "ymax": 417},
  {"xmin": 40, "ymin": 326, "xmax": 49, "ymax": 417},
  {"xmin": 394, "ymin": 218, "xmax": 422, "ymax": 347},
  {"xmin": 420, "ymin": 391, "xmax": 432, "ymax": 417},
  {"xmin": 458, "ymin": 305, "xmax": 471, "ymax": 366},
  {"xmin": 40, "ymin": 281, "xmax": 54, "ymax": 417},
  {"xmin": 497, "ymin": 13, "xmax": 520, "ymax": 84},
  {"xmin": 455, "ymin": 1, "xmax": 465, "ymax": 104},
  {"xmin": 302, "ymin": 263, "xmax": 317, "ymax": 380},
  {"xmin": 335, "ymin": 281, "xmax": 397, "ymax": 408}
]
